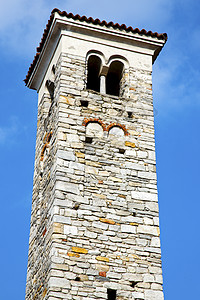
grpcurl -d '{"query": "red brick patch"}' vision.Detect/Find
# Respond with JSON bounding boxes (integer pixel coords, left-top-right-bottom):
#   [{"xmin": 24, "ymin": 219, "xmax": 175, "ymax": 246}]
[
  {"xmin": 106, "ymin": 122, "xmax": 129, "ymax": 136},
  {"xmin": 41, "ymin": 131, "xmax": 52, "ymax": 161},
  {"xmin": 82, "ymin": 118, "xmax": 106, "ymax": 131},
  {"xmin": 99, "ymin": 271, "xmax": 106, "ymax": 277},
  {"xmin": 42, "ymin": 227, "xmax": 47, "ymax": 236},
  {"xmin": 82, "ymin": 118, "xmax": 129, "ymax": 136}
]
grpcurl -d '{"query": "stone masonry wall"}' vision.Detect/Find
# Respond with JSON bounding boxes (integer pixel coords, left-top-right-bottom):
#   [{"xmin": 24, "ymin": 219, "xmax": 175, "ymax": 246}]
[
  {"xmin": 25, "ymin": 66, "xmax": 60, "ymax": 299},
  {"xmin": 26, "ymin": 51, "xmax": 164, "ymax": 300}
]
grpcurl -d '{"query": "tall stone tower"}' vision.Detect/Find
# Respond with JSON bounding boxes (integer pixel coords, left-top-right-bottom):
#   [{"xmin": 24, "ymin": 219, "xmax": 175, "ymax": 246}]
[{"xmin": 25, "ymin": 9, "xmax": 167, "ymax": 300}]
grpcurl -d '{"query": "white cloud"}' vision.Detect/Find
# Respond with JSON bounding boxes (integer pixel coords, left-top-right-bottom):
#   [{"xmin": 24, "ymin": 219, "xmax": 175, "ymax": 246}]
[
  {"xmin": 0, "ymin": 0, "xmax": 54, "ymax": 55},
  {"xmin": 0, "ymin": 0, "xmax": 174, "ymax": 57},
  {"xmin": 153, "ymin": 47, "xmax": 200, "ymax": 115}
]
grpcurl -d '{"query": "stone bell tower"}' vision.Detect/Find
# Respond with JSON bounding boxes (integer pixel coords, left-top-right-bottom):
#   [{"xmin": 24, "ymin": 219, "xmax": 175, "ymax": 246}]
[{"xmin": 25, "ymin": 8, "xmax": 167, "ymax": 300}]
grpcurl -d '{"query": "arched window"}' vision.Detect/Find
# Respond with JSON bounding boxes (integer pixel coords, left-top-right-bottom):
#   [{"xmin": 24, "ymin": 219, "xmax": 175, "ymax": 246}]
[
  {"xmin": 85, "ymin": 122, "xmax": 104, "ymax": 143},
  {"xmin": 108, "ymin": 126, "xmax": 125, "ymax": 137},
  {"xmin": 86, "ymin": 55, "xmax": 102, "ymax": 92},
  {"xmin": 106, "ymin": 61, "xmax": 124, "ymax": 96},
  {"xmin": 86, "ymin": 122, "xmax": 104, "ymax": 138}
]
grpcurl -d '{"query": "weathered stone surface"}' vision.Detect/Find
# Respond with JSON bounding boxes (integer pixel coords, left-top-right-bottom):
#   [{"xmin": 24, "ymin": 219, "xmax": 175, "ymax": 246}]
[
  {"xmin": 49, "ymin": 277, "xmax": 70, "ymax": 288},
  {"xmin": 54, "ymin": 215, "xmax": 71, "ymax": 224},
  {"xmin": 84, "ymin": 230, "xmax": 97, "ymax": 239},
  {"xmin": 131, "ymin": 191, "xmax": 158, "ymax": 201},
  {"xmin": 99, "ymin": 218, "xmax": 115, "ymax": 225},
  {"xmin": 145, "ymin": 290, "xmax": 164, "ymax": 300},
  {"xmin": 96, "ymin": 256, "xmax": 109, "ymax": 262},
  {"xmin": 64, "ymin": 225, "xmax": 78, "ymax": 235},
  {"xmin": 96, "ymin": 264, "xmax": 110, "ymax": 272},
  {"xmin": 132, "ymin": 291, "xmax": 144, "ymax": 299},
  {"xmin": 71, "ymin": 247, "xmax": 88, "ymax": 254},
  {"xmin": 75, "ymin": 152, "xmax": 85, "ymax": 158},
  {"xmin": 121, "ymin": 224, "xmax": 136, "ymax": 233},
  {"xmin": 125, "ymin": 141, "xmax": 136, "ymax": 148},
  {"xmin": 56, "ymin": 181, "xmax": 79, "ymax": 195},
  {"xmin": 67, "ymin": 252, "xmax": 80, "ymax": 258},
  {"xmin": 137, "ymin": 225, "xmax": 159, "ymax": 236},
  {"xmin": 57, "ymin": 149, "xmax": 76, "ymax": 161}
]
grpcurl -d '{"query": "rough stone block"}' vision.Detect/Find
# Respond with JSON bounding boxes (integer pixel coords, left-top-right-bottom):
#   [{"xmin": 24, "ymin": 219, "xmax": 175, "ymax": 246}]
[
  {"xmin": 96, "ymin": 256, "xmax": 109, "ymax": 262},
  {"xmin": 49, "ymin": 277, "xmax": 70, "ymax": 288},
  {"xmin": 57, "ymin": 149, "xmax": 76, "ymax": 161},
  {"xmin": 99, "ymin": 218, "xmax": 115, "ymax": 225},
  {"xmin": 71, "ymin": 247, "xmax": 88, "ymax": 254},
  {"xmin": 125, "ymin": 141, "xmax": 136, "ymax": 148},
  {"xmin": 144, "ymin": 290, "xmax": 164, "ymax": 300},
  {"xmin": 56, "ymin": 181, "xmax": 79, "ymax": 195},
  {"xmin": 64, "ymin": 225, "xmax": 78, "ymax": 235},
  {"xmin": 137, "ymin": 225, "xmax": 159, "ymax": 236},
  {"xmin": 121, "ymin": 224, "xmax": 136, "ymax": 233},
  {"xmin": 131, "ymin": 191, "xmax": 158, "ymax": 202}
]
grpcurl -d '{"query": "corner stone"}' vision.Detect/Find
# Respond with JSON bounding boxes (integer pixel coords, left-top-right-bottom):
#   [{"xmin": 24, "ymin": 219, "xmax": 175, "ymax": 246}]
[{"xmin": 144, "ymin": 290, "xmax": 164, "ymax": 300}]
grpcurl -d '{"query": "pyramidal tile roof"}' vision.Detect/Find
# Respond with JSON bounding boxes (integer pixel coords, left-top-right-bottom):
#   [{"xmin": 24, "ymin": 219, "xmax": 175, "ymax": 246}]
[{"xmin": 25, "ymin": 8, "xmax": 168, "ymax": 85}]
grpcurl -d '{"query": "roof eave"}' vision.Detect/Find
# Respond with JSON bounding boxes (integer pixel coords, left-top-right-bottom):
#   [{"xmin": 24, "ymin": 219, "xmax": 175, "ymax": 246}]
[{"xmin": 25, "ymin": 10, "xmax": 167, "ymax": 90}]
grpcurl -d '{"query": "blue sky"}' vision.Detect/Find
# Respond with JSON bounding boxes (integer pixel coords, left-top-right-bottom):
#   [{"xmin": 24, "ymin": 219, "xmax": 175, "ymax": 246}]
[{"xmin": 1, "ymin": 1, "xmax": 200, "ymax": 299}]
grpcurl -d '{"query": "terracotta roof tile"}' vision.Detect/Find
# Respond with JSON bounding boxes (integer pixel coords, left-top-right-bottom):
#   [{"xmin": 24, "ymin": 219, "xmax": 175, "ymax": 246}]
[{"xmin": 25, "ymin": 8, "xmax": 168, "ymax": 85}]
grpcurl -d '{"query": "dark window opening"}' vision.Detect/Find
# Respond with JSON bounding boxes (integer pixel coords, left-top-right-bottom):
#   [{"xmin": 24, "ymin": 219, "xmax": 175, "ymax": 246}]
[
  {"xmin": 73, "ymin": 202, "xmax": 80, "ymax": 210},
  {"xmin": 85, "ymin": 136, "xmax": 93, "ymax": 144},
  {"xmin": 107, "ymin": 289, "xmax": 116, "ymax": 300},
  {"xmin": 52, "ymin": 65, "xmax": 55, "ymax": 74},
  {"xmin": 130, "ymin": 281, "xmax": 138, "ymax": 288},
  {"xmin": 75, "ymin": 277, "xmax": 81, "ymax": 281},
  {"xmin": 132, "ymin": 211, "xmax": 136, "ymax": 217},
  {"xmin": 46, "ymin": 80, "xmax": 55, "ymax": 100},
  {"xmin": 87, "ymin": 55, "xmax": 101, "ymax": 92},
  {"xmin": 44, "ymin": 117, "xmax": 48, "ymax": 131},
  {"xmin": 127, "ymin": 111, "xmax": 133, "ymax": 118},
  {"xmin": 106, "ymin": 61, "xmax": 124, "ymax": 96},
  {"xmin": 80, "ymin": 100, "xmax": 88, "ymax": 107},
  {"xmin": 119, "ymin": 149, "xmax": 125, "ymax": 154}
]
